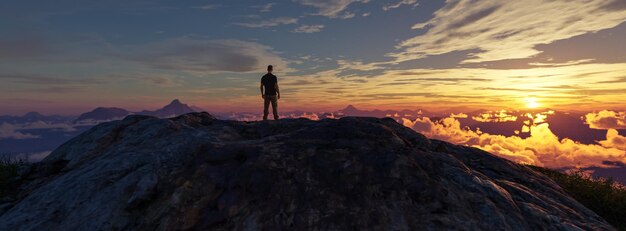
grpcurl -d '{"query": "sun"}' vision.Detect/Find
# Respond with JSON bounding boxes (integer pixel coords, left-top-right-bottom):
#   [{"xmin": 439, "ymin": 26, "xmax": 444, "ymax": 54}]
[{"xmin": 525, "ymin": 98, "xmax": 540, "ymax": 109}]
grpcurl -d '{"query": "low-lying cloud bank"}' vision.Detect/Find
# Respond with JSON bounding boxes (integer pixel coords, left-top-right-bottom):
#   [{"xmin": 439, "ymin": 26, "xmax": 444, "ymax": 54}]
[
  {"xmin": 0, "ymin": 123, "xmax": 39, "ymax": 139},
  {"xmin": 220, "ymin": 109, "xmax": 625, "ymax": 170},
  {"xmin": 585, "ymin": 110, "xmax": 626, "ymax": 129},
  {"xmin": 0, "ymin": 121, "xmax": 78, "ymax": 140},
  {"xmin": 402, "ymin": 115, "xmax": 626, "ymax": 169}
]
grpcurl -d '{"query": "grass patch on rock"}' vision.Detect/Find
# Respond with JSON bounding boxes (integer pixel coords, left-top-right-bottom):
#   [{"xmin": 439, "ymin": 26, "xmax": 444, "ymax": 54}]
[{"xmin": 529, "ymin": 165, "xmax": 626, "ymax": 230}]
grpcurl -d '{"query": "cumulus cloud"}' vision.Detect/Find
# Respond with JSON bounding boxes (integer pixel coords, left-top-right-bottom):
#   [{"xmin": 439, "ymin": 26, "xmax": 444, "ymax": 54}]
[
  {"xmin": 295, "ymin": 0, "xmax": 369, "ymax": 19},
  {"xmin": 585, "ymin": 110, "xmax": 626, "ymax": 129},
  {"xmin": 234, "ymin": 17, "xmax": 298, "ymax": 28},
  {"xmin": 0, "ymin": 123, "xmax": 39, "ymax": 139},
  {"xmin": 383, "ymin": 0, "xmax": 419, "ymax": 11},
  {"xmin": 450, "ymin": 113, "xmax": 467, "ymax": 118},
  {"xmin": 472, "ymin": 110, "xmax": 518, "ymax": 122},
  {"xmin": 402, "ymin": 115, "xmax": 626, "ymax": 169},
  {"xmin": 127, "ymin": 38, "xmax": 292, "ymax": 73},
  {"xmin": 391, "ymin": 0, "xmax": 626, "ymax": 63},
  {"xmin": 293, "ymin": 25, "xmax": 325, "ymax": 33},
  {"xmin": 599, "ymin": 129, "xmax": 626, "ymax": 150}
]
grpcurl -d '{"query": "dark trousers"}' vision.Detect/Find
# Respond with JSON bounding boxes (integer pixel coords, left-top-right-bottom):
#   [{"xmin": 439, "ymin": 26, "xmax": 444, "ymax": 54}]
[{"xmin": 263, "ymin": 95, "xmax": 279, "ymax": 120}]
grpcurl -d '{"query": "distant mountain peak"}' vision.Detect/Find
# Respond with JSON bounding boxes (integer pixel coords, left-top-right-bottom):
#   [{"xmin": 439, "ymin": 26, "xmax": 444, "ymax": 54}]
[
  {"xmin": 342, "ymin": 105, "xmax": 359, "ymax": 112},
  {"xmin": 162, "ymin": 99, "xmax": 191, "ymax": 110},
  {"xmin": 141, "ymin": 99, "xmax": 195, "ymax": 118},
  {"xmin": 23, "ymin": 111, "xmax": 45, "ymax": 117},
  {"xmin": 75, "ymin": 107, "xmax": 130, "ymax": 123}
]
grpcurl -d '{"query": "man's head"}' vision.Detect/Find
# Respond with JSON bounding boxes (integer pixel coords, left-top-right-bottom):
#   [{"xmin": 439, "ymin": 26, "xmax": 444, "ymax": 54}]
[{"xmin": 267, "ymin": 65, "xmax": 273, "ymax": 73}]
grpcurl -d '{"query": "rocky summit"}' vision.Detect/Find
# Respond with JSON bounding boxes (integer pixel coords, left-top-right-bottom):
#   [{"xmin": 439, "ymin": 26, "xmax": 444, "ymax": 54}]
[{"xmin": 0, "ymin": 113, "xmax": 615, "ymax": 230}]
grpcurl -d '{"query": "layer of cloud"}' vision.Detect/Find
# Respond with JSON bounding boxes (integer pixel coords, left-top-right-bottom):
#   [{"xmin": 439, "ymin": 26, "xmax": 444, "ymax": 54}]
[
  {"xmin": 599, "ymin": 129, "xmax": 626, "ymax": 150},
  {"xmin": 0, "ymin": 123, "xmax": 39, "ymax": 139},
  {"xmin": 293, "ymin": 24, "xmax": 325, "ymax": 33},
  {"xmin": 0, "ymin": 121, "xmax": 78, "ymax": 140},
  {"xmin": 472, "ymin": 110, "xmax": 518, "ymax": 122},
  {"xmin": 295, "ymin": 0, "xmax": 369, "ymax": 19},
  {"xmin": 392, "ymin": 0, "xmax": 626, "ymax": 63},
  {"xmin": 234, "ymin": 17, "xmax": 298, "ymax": 28},
  {"xmin": 19, "ymin": 121, "xmax": 77, "ymax": 132},
  {"xmin": 585, "ymin": 110, "xmax": 626, "ymax": 129},
  {"xmin": 383, "ymin": 0, "xmax": 419, "ymax": 11},
  {"xmin": 126, "ymin": 38, "xmax": 292, "ymax": 73},
  {"xmin": 402, "ymin": 115, "xmax": 626, "ymax": 169}
]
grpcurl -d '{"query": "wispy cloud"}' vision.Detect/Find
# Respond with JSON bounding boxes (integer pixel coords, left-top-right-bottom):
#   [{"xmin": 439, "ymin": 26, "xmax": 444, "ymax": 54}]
[
  {"xmin": 234, "ymin": 17, "xmax": 298, "ymax": 28},
  {"xmin": 252, "ymin": 3, "xmax": 275, "ymax": 13},
  {"xmin": 192, "ymin": 4, "xmax": 219, "ymax": 10},
  {"xmin": 391, "ymin": 0, "xmax": 626, "ymax": 63},
  {"xmin": 292, "ymin": 24, "xmax": 325, "ymax": 33},
  {"xmin": 383, "ymin": 0, "xmax": 419, "ymax": 11},
  {"xmin": 125, "ymin": 38, "xmax": 292, "ymax": 73},
  {"xmin": 529, "ymin": 59, "xmax": 596, "ymax": 67},
  {"xmin": 295, "ymin": 0, "xmax": 370, "ymax": 19},
  {"xmin": 137, "ymin": 76, "xmax": 181, "ymax": 87}
]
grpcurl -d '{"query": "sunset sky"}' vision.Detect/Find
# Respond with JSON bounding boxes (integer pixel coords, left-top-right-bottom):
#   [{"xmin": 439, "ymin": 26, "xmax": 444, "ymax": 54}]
[{"xmin": 1, "ymin": 0, "xmax": 626, "ymax": 114}]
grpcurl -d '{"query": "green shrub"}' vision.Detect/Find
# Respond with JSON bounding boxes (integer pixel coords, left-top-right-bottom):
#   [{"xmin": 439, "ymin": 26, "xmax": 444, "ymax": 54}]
[{"xmin": 528, "ymin": 165, "xmax": 626, "ymax": 231}]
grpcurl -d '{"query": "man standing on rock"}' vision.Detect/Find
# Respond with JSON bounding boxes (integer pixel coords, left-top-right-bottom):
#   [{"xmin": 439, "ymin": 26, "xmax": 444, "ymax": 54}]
[{"xmin": 260, "ymin": 65, "xmax": 280, "ymax": 121}]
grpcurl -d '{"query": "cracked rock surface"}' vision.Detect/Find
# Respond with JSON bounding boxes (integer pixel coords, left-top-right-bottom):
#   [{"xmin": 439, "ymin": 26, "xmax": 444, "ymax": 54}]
[{"xmin": 0, "ymin": 112, "xmax": 615, "ymax": 230}]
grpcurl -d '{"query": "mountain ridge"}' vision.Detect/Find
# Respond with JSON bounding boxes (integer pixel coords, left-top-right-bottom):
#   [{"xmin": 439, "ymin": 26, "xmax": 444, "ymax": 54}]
[
  {"xmin": 74, "ymin": 99, "xmax": 199, "ymax": 123},
  {"xmin": 0, "ymin": 112, "xmax": 614, "ymax": 230}
]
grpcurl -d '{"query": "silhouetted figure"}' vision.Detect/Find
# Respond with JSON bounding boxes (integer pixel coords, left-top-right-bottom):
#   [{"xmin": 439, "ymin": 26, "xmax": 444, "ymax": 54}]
[{"xmin": 260, "ymin": 65, "xmax": 280, "ymax": 120}]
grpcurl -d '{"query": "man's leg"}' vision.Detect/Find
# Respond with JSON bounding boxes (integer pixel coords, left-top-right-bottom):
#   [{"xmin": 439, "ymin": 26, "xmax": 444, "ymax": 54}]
[
  {"xmin": 271, "ymin": 96, "xmax": 279, "ymax": 120},
  {"xmin": 263, "ymin": 96, "xmax": 270, "ymax": 121}
]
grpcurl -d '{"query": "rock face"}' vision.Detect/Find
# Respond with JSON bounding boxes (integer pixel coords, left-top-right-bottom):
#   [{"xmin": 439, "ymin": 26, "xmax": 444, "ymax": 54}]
[{"xmin": 0, "ymin": 113, "xmax": 614, "ymax": 230}]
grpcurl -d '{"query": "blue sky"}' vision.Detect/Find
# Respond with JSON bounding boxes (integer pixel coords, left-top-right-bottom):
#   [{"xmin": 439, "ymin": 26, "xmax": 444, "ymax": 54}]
[{"xmin": 1, "ymin": 0, "xmax": 626, "ymax": 114}]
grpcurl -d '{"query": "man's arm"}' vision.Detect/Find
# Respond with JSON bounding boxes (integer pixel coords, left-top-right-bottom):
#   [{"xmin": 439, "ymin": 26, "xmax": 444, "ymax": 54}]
[
  {"xmin": 260, "ymin": 82, "xmax": 265, "ymax": 99},
  {"xmin": 275, "ymin": 83, "xmax": 280, "ymax": 99}
]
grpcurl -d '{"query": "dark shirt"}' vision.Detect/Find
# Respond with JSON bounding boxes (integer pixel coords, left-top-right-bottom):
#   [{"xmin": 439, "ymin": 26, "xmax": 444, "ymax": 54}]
[{"xmin": 261, "ymin": 73, "xmax": 278, "ymax": 96}]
